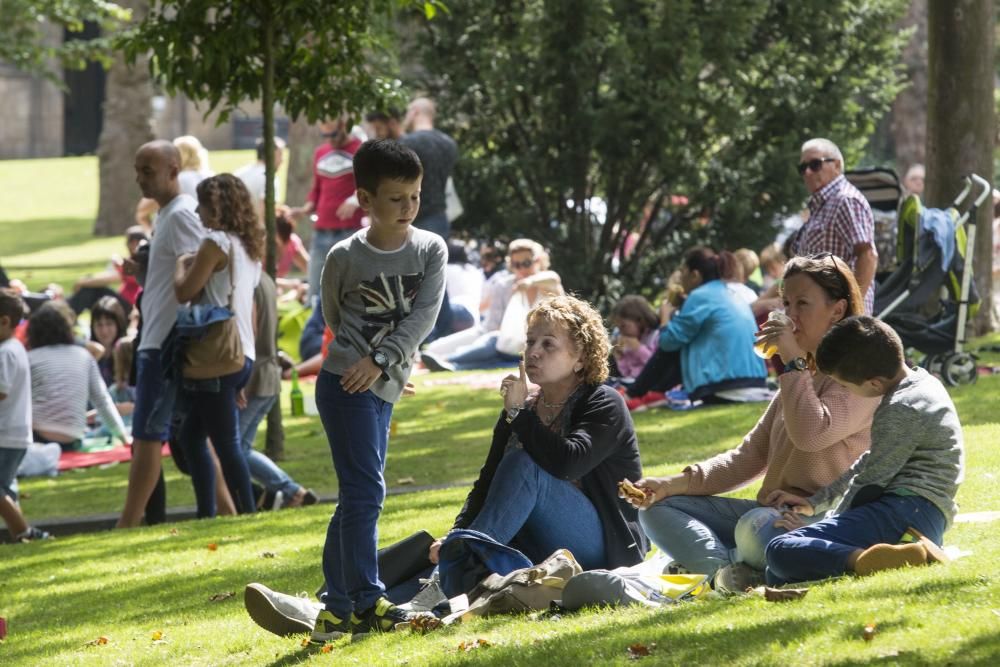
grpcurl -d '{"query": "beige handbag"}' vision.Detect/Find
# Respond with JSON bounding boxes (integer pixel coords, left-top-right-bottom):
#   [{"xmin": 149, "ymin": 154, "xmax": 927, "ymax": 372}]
[{"xmin": 183, "ymin": 252, "xmax": 244, "ymax": 380}]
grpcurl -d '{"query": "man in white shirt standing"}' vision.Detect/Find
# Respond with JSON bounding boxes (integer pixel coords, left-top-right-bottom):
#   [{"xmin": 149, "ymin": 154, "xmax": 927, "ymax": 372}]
[
  {"xmin": 235, "ymin": 137, "xmax": 286, "ymax": 222},
  {"xmin": 117, "ymin": 140, "xmax": 204, "ymax": 528}
]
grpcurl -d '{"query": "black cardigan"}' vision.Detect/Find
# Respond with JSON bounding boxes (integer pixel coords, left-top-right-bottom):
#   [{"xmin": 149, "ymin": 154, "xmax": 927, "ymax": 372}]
[{"xmin": 452, "ymin": 383, "xmax": 649, "ymax": 569}]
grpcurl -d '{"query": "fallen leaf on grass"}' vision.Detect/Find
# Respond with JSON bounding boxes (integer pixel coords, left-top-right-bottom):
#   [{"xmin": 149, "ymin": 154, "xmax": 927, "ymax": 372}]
[
  {"xmin": 19, "ymin": 491, "xmax": 30, "ymax": 500},
  {"xmin": 301, "ymin": 638, "xmax": 310, "ymax": 647},
  {"xmin": 862, "ymin": 623, "xmax": 877, "ymax": 642},
  {"xmin": 209, "ymin": 591, "xmax": 235, "ymax": 602},
  {"xmin": 627, "ymin": 643, "xmax": 655, "ymax": 659},
  {"xmin": 458, "ymin": 638, "xmax": 491, "ymax": 651},
  {"xmin": 207, "ymin": 543, "xmax": 218, "ymax": 551},
  {"xmin": 169, "ymin": 528, "xmax": 179, "ymax": 536},
  {"xmin": 84, "ymin": 636, "xmax": 109, "ymax": 646},
  {"xmin": 409, "ymin": 615, "xmax": 443, "ymax": 634},
  {"xmin": 754, "ymin": 586, "xmax": 809, "ymax": 602},
  {"xmin": 321, "ymin": 644, "xmax": 333, "ymax": 653},
  {"xmin": 261, "ymin": 551, "xmax": 277, "ymax": 559},
  {"xmin": 150, "ymin": 630, "xmax": 167, "ymax": 644},
  {"xmin": 396, "ymin": 477, "xmax": 416, "ymax": 485}
]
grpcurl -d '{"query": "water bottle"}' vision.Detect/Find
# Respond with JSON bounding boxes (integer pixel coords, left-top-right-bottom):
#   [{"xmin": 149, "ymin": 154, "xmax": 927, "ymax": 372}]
[{"xmin": 290, "ymin": 368, "xmax": 304, "ymax": 417}]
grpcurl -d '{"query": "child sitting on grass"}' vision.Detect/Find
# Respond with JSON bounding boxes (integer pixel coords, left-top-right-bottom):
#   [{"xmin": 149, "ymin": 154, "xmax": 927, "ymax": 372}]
[
  {"xmin": 764, "ymin": 316, "xmax": 963, "ymax": 584},
  {"xmin": 0, "ymin": 289, "xmax": 51, "ymax": 543}
]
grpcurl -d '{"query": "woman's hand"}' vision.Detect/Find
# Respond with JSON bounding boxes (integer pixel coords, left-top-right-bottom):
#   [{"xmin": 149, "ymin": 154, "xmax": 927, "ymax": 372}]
[
  {"xmin": 773, "ymin": 509, "xmax": 808, "ymax": 531},
  {"xmin": 763, "ymin": 489, "xmax": 814, "ymax": 516},
  {"xmin": 402, "ymin": 381, "xmax": 416, "ymax": 397},
  {"xmin": 624, "ymin": 473, "xmax": 690, "ymax": 509},
  {"xmin": 429, "ymin": 538, "xmax": 444, "ymax": 564},
  {"xmin": 757, "ymin": 315, "xmax": 805, "ymax": 362},
  {"xmin": 500, "ymin": 360, "xmax": 529, "ymax": 412},
  {"xmin": 618, "ymin": 335, "xmax": 641, "ymax": 352}
]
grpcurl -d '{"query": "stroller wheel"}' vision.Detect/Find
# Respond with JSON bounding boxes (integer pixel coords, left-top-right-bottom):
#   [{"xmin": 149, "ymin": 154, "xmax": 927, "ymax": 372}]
[
  {"xmin": 921, "ymin": 353, "xmax": 943, "ymax": 375},
  {"xmin": 941, "ymin": 353, "xmax": 978, "ymax": 387}
]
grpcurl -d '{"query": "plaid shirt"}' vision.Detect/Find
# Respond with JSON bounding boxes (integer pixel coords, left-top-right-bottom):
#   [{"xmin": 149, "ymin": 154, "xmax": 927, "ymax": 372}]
[{"xmin": 794, "ymin": 175, "xmax": 876, "ymax": 313}]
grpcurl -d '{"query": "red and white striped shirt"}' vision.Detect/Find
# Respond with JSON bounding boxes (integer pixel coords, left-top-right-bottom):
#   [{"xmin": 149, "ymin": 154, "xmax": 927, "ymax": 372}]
[{"xmin": 794, "ymin": 175, "xmax": 876, "ymax": 313}]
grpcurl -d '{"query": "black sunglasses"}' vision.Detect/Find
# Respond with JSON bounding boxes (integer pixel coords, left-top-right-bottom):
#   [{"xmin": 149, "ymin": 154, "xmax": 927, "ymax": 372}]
[
  {"xmin": 797, "ymin": 157, "xmax": 836, "ymax": 175},
  {"xmin": 510, "ymin": 259, "xmax": 534, "ymax": 270}
]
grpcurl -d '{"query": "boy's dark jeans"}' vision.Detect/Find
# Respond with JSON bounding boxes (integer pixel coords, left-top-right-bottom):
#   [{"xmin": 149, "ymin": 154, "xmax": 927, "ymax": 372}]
[
  {"xmin": 315, "ymin": 370, "xmax": 394, "ymax": 619},
  {"xmin": 765, "ymin": 494, "xmax": 946, "ymax": 585}
]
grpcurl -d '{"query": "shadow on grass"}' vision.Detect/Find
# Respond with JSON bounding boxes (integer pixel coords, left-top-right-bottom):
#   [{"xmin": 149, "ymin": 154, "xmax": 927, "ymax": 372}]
[{"xmin": 1, "ymin": 217, "xmax": 103, "ymax": 260}]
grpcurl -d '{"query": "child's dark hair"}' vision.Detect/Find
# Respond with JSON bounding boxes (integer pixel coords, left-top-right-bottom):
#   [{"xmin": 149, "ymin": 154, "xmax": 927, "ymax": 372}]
[
  {"xmin": 90, "ymin": 296, "xmax": 127, "ymax": 343},
  {"xmin": 0, "ymin": 288, "xmax": 26, "ymax": 327},
  {"xmin": 353, "ymin": 139, "xmax": 422, "ymax": 194},
  {"xmin": 27, "ymin": 301, "xmax": 76, "ymax": 349},
  {"xmin": 611, "ymin": 295, "xmax": 659, "ymax": 335},
  {"xmin": 683, "ymin": 246, "xmax": 735, "ymax": 283},
  {"xmin": 815, "ymin": 315, "xmax": 905, "ymax": 384},
  {"xmin": 275, "ymin": 209, "xmax": 295, "ymax": 243}
]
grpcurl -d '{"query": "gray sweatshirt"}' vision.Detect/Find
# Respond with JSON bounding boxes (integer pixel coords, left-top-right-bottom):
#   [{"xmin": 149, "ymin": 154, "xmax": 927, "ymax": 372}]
[
  {"xmin": 320, "ymin": 227, "xmax": 447, "ymax": 403},
  {"xmin": 809, "ymin": 367, "xmax": 964, "ymax": 527}
]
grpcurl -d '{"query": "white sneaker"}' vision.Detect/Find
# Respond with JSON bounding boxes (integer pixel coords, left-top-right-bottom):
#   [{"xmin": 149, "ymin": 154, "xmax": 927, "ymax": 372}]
[
  {"xmin": 245, "ymin": 583, "xmax": 322, "ymax": 636},
  {"xmin": 713, "ymin": 562, "xmax": 764, "ymax": 595},
  {"xmin": 398, "ymin": 574, "xmax": 448, "ymax": 613}
]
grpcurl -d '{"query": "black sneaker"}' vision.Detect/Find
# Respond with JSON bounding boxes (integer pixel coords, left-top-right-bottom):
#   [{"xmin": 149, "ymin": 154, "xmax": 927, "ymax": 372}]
[
  {"xmin": 350, "ymin": 597, "xmax": 416, "ymax": 638},
  {"xmin": 310, "ymin": 609, "xmax": 351, "ymax": 644},
  {"xmin": 16, "ymin": 526, "xmax": 52, "ymax": 543}
]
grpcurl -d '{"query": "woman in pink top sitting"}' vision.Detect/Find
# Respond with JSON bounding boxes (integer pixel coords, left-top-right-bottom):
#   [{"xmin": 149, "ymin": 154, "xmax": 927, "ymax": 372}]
[
  {"xmin": 275, "ymin": 210, "xmax": 309, "ymax": 279},
  {"xmin": 623, "ymin": 254, "xmax": 879, "ymax": 591}
]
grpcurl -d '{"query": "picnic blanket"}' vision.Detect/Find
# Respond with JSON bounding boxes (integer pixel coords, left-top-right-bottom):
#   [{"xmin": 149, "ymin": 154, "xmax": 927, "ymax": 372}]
[{"xmin": 58, "ymin": 441, "xmax": 171, "ymax": 472}]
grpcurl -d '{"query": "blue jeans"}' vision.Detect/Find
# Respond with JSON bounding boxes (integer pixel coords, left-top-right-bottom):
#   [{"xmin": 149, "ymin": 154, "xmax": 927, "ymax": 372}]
[
  {"xmin": 0, "ymin": 446, "xmax": 27, "ymax": 501},
  {"xmin": 639, "ymin": 495, "xmax": 806, "ymax": 576},
  {"xmin": 467, "ymin": 447, "xmax": 607, "ymax": 570},
  {"xmin": 447, "ymin": 332, "xmax": 521, "ymax": 371},
  {"xmin": 132, "ymin": 349, "xmax": 169, "ymax": 442},
  {"xmin": 765, "ymin": 493, "xmax": 947, "ymax": 585},
  {"xmin": 309, "ymin": 228, "xmax": 355, "ymax": 302},
  {"xmin": 177, "ymin": 358, "xmax": 254, "ymax": 517},
  {"xmin": 315, "ymin": 370, "xmax": 394, "ymax": 618},
  {"xmin": 300, "ymin": 302, "xmax": 326, "ymax": 361},
  {"xmin": 238, "ymin": 394, "xmax": 300, "ymax": 498}
]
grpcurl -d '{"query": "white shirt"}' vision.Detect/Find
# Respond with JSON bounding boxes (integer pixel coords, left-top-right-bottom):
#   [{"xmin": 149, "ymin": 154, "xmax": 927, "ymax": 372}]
[
  {"xmin": 139, "ymin": 194, "xmax": 204, "ymax": 351},
  {"xmin": 446, "ymin": 263, "xmax": 484, "ymax": 315},
  {"xmin": 200, "ymin": 230, "xmax": 262, "ymax": 362},
  {"xmin": 0, "ymin": 338, "xmax": 32, "ymax": 449},
  {"xmin": 726, "ymin": 281, "xmax": 758, "ymax": 306},
  {"xmin": 178, "ymin": 169, "xmax": 213, "ymax": 199},
  {"xmin": 234, "ymin": 161, "xmax": 282, "ymax": 204}
]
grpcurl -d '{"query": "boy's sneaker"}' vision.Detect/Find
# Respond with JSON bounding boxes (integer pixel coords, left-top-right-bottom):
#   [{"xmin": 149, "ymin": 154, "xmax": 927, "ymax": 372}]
[
  {"xmin": 350, "ymin": 597, "xmax": 417, "ymax": 638},
  {"xmin": 854, "ymin": 542, "xmax": 928, "ymax": 576},
  {"xmin": 245, "ymin": 583, "xmax": 320, "ymax": 636},
  {"xmin": 713, "ymin": 562, "xmax": 764, "ymax": 595},
  {"xmin": 15, "ymin": 526, "xmax": 52, "ymax": 543},
  {"xmin": 310, "ymin": 609, "xmax": 352, "ymax": 644}
]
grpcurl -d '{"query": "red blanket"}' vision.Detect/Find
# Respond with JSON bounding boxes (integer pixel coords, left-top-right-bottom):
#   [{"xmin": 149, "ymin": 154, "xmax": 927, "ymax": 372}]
[{"xmin": 58, "ymin": 444, "xmax": 171, "ymax": 472}]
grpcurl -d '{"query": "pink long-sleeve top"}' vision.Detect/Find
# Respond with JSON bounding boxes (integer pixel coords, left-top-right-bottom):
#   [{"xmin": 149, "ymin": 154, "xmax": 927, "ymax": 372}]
[
  {"xmin": 684, "ymin": 370, "xmax": 880, "ymax": 503},
  {"xmin": 614, "ymin": 328, "xmax": 658, "ymax": 379}
]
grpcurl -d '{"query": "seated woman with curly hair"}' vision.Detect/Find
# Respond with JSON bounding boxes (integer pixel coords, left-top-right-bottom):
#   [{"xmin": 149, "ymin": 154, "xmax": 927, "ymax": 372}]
[{"xmin": 429, "ymin": 295, "xmax": 649, "ymax": 571}]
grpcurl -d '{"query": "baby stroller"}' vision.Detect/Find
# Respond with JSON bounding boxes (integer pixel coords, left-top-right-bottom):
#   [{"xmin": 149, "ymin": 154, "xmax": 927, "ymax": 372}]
[{"xmin": 867, "ymin": 173, "xmax": 991, "ymax": 386}]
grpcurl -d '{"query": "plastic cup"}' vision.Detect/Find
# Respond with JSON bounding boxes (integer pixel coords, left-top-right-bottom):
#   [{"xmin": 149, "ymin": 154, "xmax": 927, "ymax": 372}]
[{"xmin": 754, "ymin": 311, "xmax": 791, "ymax": 359}]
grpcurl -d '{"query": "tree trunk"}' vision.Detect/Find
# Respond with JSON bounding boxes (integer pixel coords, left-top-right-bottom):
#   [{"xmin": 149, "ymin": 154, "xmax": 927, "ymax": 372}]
[
  {"xmin": 262, "ymin": 1, "xmax": 277, "ymax": 278},
  {"xmin": 285, "ymin": 115, "xmax": 322, "ymax": 246},
  {"xmin": 926, "ymin": 0, "xmax": 995, "ymax": 335},
  {"xmin": 93, "ymin": 0, "xmax": 154, "ymax": 236},
  {"xmin": 890, "ymin": 0, "xmax": 928, "ymax": 176}
]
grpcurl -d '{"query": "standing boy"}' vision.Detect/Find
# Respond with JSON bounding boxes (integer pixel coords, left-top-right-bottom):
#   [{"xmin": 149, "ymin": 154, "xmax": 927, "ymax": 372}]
[
  {"xmin": 311, "ymin": 139, "xmax": 446, "ymax": 643},
  {"xmin": 0, "ymin": 290, "xmax": 51, "ymax": 543},
  {"xmin": 764, "ymin": 316, "xmax": 963, "ymax": 584}
]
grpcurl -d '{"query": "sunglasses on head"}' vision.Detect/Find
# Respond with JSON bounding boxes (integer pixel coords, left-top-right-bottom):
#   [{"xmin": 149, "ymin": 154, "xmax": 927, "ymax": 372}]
[
  {"xmin": 510, "ymin": 259, "xmax": 535, "ymax": 270},
  {"xmin": 797, "ymin": 157, "xmax": 836, "ymax": 175}
]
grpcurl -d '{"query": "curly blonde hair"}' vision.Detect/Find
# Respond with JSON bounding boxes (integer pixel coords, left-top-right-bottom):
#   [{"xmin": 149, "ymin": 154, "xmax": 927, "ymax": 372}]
[
  {"xmin": 527, "ymin": 295, "xmax": 610, "ymax": 385},
  {"xmin": 196, "ymin": 174, "xmax": 265, "ymax": 261}
]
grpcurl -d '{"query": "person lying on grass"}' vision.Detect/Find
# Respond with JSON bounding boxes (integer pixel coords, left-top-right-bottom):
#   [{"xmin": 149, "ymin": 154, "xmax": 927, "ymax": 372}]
[{"xmin": 764, "ymin": 316, "xmax": 963, "ymax": 584}]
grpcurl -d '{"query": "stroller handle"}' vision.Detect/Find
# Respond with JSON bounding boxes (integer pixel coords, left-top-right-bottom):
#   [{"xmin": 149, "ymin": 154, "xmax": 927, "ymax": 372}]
[{"xmin": 954, "ymin": 173, "xmax": 991, "ymax": 209}]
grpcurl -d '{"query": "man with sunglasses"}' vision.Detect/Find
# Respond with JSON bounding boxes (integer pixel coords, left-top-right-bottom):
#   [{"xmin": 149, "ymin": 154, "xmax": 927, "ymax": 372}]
[{"xmin": 792, "ymin": 138, "xmax": 877, "ymax": 314}]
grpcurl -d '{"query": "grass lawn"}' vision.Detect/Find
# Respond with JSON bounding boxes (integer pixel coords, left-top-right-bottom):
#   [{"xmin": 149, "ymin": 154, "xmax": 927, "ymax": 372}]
[
  {"xmin": 0, "ymin": 151, "xmax": 270, "ymax": 292},
  {"xmin": 3, "ymin": 155, "xmax": 1000, "ymax": 663}
]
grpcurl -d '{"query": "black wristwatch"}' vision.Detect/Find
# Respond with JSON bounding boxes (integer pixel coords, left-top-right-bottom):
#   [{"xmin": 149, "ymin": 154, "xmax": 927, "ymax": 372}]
[
  {"xmin": 370, "ymin": 349, "xmax": 389, "ymax": 371},
  {"xmin": 784, "ymin": 357, "xmax": 808, "ymax": 372}
]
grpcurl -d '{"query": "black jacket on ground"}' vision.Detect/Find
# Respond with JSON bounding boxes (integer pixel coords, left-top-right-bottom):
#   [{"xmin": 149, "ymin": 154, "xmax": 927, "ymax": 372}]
[{"xmin": 452, "ymin": 383, "xmax": 649, "ymax": 569}]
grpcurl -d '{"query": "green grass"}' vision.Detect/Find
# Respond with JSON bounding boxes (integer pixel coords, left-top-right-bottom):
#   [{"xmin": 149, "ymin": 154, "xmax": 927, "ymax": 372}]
[{"xmin": 0, "ymin": 151, "xmax": 268, "ymax": 291}]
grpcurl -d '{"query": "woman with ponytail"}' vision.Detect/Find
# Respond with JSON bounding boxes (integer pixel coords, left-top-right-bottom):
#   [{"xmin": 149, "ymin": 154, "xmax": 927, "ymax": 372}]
[{"xmin": 624, "ymin": 246, "xmax": 767, "ymax": 409}]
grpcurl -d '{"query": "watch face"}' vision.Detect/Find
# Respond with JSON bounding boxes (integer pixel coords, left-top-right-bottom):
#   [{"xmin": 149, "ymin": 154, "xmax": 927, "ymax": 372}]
[
  {"xmin": 373, "ymin": 351, "xmax": 388, "ymax": 367},
  {"xmin": 794, "ymin": 357, "xmax": 808, "ymax": 370}
]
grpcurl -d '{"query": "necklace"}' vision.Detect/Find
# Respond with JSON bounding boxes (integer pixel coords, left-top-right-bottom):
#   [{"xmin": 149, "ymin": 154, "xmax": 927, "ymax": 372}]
[{"xmin": 538, "ymin": 390, "xmax": 568, "ymax": 410}]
